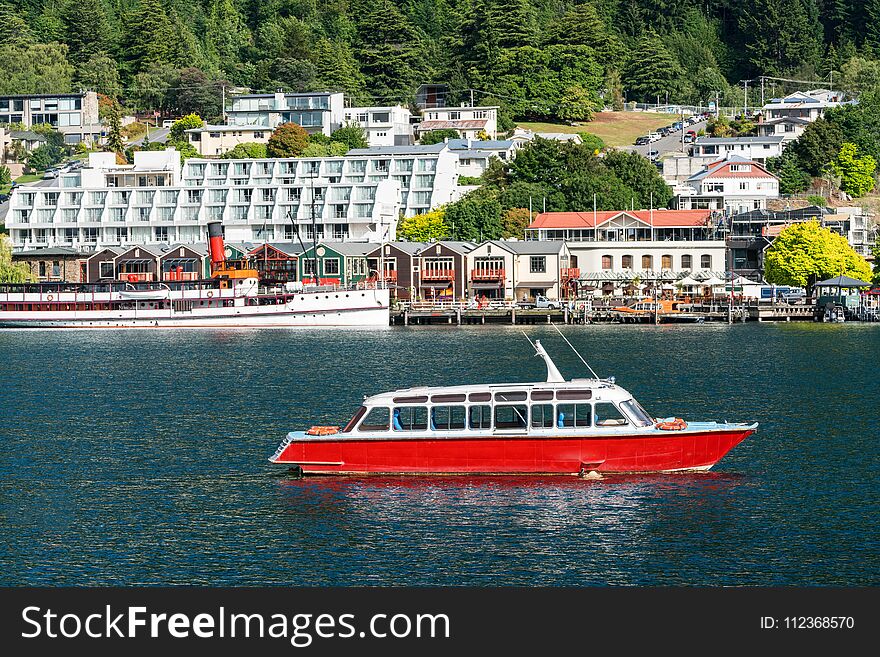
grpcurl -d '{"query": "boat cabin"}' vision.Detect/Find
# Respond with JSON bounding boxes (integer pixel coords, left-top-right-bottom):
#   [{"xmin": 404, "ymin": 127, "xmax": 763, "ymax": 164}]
[{"xmin": 339, "ymin": 381, "xmax": 655, "ymax": 436}]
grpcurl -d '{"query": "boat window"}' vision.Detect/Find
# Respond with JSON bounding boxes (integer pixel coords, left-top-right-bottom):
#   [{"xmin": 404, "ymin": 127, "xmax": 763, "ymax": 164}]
[
  {"xmin": 594, "ymin": 402, "xmax": 628, "ymax": 427},
  {"xmin": 555, "ymin": 404, "xmax": 591, "ymax": 428},
  {"xmin": 494, "ymin": 404, "xmax": 528, "ymax": 430},
  {"xmin": 468, "ymin": 405, "xmax": 492, "ymax": 429},
  {"xmin": 431, "ymin": 405, "xmax": 466, "ymax": 431},
  {"xmin": 431, "ymin": 393, "xmax": 466, "ymax": 403},
  {"xmin": 531, "ymin": 404, "xmax": 555, "ymax": 428},
  {"xmin": 358, "ymin": 407, "xmax": 390, "ymax": 432},
  {"xmin": 620, "ymin": 399, "xmax": 653, "ymax": 427},
  {"xmin": 556, "ymin": 390, "xmax": 592, "ymax": 400},
  {"xmin": 531, "ymin": 390, "xmax": 554, "ymax": 401},
  {"xmin": 393, "ymin": 395, "xmax": 428, "ymax": 404},
  {"xmin": 494, "ymin": 391, "xmax": 528, "ymax": 402},
  {"xmin": 468, "ymin": 392, "xmax": 491, "ymax": 402},
  {"xmin": 343, "ymin": 405, "xmax": 368, "ymax": 432},
  {"xmin": 392, "ymin": 406, "xmax": 428, "ymax": 431}
]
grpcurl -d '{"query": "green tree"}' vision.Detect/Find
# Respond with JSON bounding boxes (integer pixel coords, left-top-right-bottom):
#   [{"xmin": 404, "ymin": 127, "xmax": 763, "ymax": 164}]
[
  {"xmin": 828, "ymin": 142, "xmax": 876, "ymax": 197},
  {"xmin": 397, "ymin": 207, "xmax": 450, "ymax": 241},
  {"xmin": 124, "ymin": 0, "xmax": 177, "ymax": 73},
  {"xmin": 222, "ymin": 143, "xmax": 268, "ymax": 159},
  {"xmin": 769, "ymin": 152, "xmax": 811, "ymax": 193},
  {"xmin": 169, "ymin": 114, "xmax": 205, "ymax": 143},
  {"xmin": 601, "ymin": 150, "xmax": 673, "ymax": 208},
  {"xmin": 623, "ymin": 30, "xmax": 681, "ymax": 103},
  {"xmin": 0, "ymin": 234, "xmax": 35, "ymax": 283},
  {"xmin": 128, "ymin": 65, "xmax": 177, "ymax": 113},
  {"xmin": 61, "ymin": 0, "xmax": 111, "ymax": 64},
  {"xmin": 839, "ymin": 57, "xmax": 880, "ymax": 96},
  {"xmin": 444, "ymin": 191, "xmax": 503, "ymax": 241},
  {"xmin": 764, "ymin": 220, "xmax": 873, "ymax": 288},
  {"xmin": 0, "ymin": 165, "xmax": 11, "ymax": 186},
  {"xmin": 105, "ymin": 101, "xmax": 124, "ymax": 155},
  {"xmin": 738, "ymin": 0, "xmax": 823, "ymax": 75},
  {"xmin": 791, "ymin": 118, "xmax": 844, "ymax": 175},
  {"xmin": 501, "ymin": 207, "xmax": 532, "ymax": 239},
  {"xmin": 76, "ymin": 54, "xmax": 121, "ymax": 98},
  {"xmin": 420, "ymin": 129, "xmax": 460, "ymax": 145},
  {"xmin": 330, "ymin": 124, "xmax": 369, "ymax": 150},
  {"xmin": 310, "ymin": 38, "xmax": 367, "ymax": 100},
  {"xmin": 0, "ymin": 42, "xmax": 74, "ymax": 95},
  {"xmin": 169, "ymin": 68, "xmax": 226, "ymax": 120},
  {"xmin": 557, "ymin": 85, "xmax": 596, "ymax": 121},
  {"xmin": 205, "ymin": 0, "xmax": 251, "ymax": 76},
  {"xmin": 873, "ymin": 241, "xmax": 880, "ymax": 285},
  {"xmin": 267, "ymin": 123, "xmax": 310, "ymax": 158},
  {"xmin": 0, "ymin": 5, "xmax": 33, "ymax": 45},
  {"xmin": 28, "ymin": 145, "xmax": 63, "ymax": 171}
]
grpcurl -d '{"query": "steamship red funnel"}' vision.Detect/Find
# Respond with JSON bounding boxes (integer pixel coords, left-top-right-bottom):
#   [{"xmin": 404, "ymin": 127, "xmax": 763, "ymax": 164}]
[{"xmin": 207, "ymin": 221, "xmax": 225, "ymax": 272}]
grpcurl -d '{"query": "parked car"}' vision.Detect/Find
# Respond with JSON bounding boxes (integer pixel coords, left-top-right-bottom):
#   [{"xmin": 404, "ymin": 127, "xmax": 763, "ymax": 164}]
[
  {"xmin": 162, "ymin": 119, "xmax": 175, "ymax": 128},
  {"xmin": 518, "ymin": 295, "xmax": 561, "ymax": 310},
  {"xmin": 634, "ymin": 136, "xmax": 650, "ymax": 145},
  {"xmin": 0, "ymin": 193, "xmax": 9, "ymax": 203},
  {"xmin": 42, "ymin": 168, "xmax": 60, "ymax": 179},
  {"xmin": 646, "ymin": 149, "xmax": 660, "ymax": 160},
  {"xmin": 647, "ymin": 132, "xmax": 661, "ymax": 142}
]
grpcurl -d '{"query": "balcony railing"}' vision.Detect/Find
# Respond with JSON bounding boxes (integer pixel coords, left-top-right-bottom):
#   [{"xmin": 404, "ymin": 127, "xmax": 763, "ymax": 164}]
[
  {"xmin": 379, "ymin": 270, "xmax": 398, "ymax": 282},
  {"xmin": 163, "ymin": 271, "xmax": 199, "ymax": 282},
  {"xmin": 118, "ymin": 272, "xmax": 155, "ymax": 282},
  {"xmin": 561, "ymin": 268, "xmax": 580, "ymax": 280},
  {"xmin": 420, "ymin": 269, "xmax": 455, "ymax": 281},
  {"xmin": 471, "ymin": 268, "xmax": 505, "ymax": 280}
]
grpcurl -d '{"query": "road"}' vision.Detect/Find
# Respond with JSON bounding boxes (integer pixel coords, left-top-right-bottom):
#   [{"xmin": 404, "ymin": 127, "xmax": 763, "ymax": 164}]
[
  {"xmin": 129, "ymin": 126, "xmax": 170, "ymax": 147},
  {"xmin": 626, "ymin": 119, "xmax": 708, "ymax": 159}
]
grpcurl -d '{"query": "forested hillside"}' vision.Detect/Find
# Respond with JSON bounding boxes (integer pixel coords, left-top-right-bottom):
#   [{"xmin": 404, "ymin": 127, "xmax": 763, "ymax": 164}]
[{"xmin": 0, "ymin": 0, "xmax": 876, "ymax": 120}]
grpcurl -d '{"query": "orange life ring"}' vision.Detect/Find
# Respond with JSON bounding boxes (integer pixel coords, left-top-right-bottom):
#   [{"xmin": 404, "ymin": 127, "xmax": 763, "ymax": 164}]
[
  {"xmin": 306, "ymin": 425, "xmax": 340, "ymax": 436},
  {"xmin": 46, "ymin": 294, "xmax": 54, "ymax": 302},
  {"xmin": 127, "ymin": 274, "xmax": 139, "ymax": 283},
  {"xmin": 206, "ymin": 290, "xmax": 214, "ymax": 298},
  {"xmin": 656, "ymin": 418, "xmax": 688, "ymax": 431}
]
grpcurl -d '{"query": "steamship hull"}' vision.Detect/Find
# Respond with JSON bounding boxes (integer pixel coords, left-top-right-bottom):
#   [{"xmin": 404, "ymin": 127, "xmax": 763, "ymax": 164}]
[{"xmin": 0, "ymin": 288, "xmax": 390, "ymax": 328}]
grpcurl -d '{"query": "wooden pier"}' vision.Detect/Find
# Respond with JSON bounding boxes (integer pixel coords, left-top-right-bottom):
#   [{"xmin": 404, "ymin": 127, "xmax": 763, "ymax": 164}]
[{"xmin": 390, "ymin": 300, "xmax": 821, "ymax": 326}]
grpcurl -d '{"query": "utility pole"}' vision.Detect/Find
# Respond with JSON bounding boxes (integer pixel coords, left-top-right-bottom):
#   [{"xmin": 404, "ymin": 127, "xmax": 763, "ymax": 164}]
[
  {"xmin": 744, "ymin": 79, "xmax": 749, "ymax": 117},
  {"xmin": 470, "ymin": 88, "xmax": 474, "ymax": 108},
  {"xmin": 760, "ymin": 77, "xmax": 765, "ymax": 108},
  {"xmin": 221, "ymin": 84, "xmax": 226, "ymax": 123}
]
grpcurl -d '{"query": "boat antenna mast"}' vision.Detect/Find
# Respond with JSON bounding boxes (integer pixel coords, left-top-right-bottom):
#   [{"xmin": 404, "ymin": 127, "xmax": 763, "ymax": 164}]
[
  {"xmin": 521, "ymin": 331, "xmax": 565, "ymax": 383},
  {"xmin": 551, "ymin": 324, "xmax": 602, "ymax": 380}
]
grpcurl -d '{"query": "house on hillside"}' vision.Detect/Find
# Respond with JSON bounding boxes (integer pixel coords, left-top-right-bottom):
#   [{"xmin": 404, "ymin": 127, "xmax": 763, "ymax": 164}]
[
  {"xmin": 692, "ymin": 136, "xmax": 784, "ymax": 163},
  {"xmin": 760, "ymin": 89, "xmax": 842, "ymax": 123},
  {"xmin": 415, "ymin": 106, "xmax": 499, "ymax": 141},
  {"xmin": 675, "ymin": 155, "xmax": 779, "ymax": 214}
]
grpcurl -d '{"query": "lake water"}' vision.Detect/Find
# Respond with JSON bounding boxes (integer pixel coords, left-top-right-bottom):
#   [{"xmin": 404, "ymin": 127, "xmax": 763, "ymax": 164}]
[{"xmin": 0, "ymin": 323, "xmax": 877, "ymax": 586}]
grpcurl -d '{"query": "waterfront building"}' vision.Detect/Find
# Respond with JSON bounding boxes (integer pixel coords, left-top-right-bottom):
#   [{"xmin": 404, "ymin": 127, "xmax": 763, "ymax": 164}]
[
  {"xmin": 342, "ymin": 106, "xmax": 414, "ymax": 146},
  {"xmin": 248, "ymin": 242, "xmax": 310, "ymax": 284},
  {"xmin": 465, "ymin": 240, "xmax": 574, "ymax": 301},
  {"xmin": 692, "ymin": 136, "xmax": 784, "ymax": 163},
  {"xmin": 226, "ymin": 91, "xmax": 345, "ymax": 136},
  {"xmin": 296, "ymin": 241, "xmax": 375, "ymax": 287},
  {"xmin": 3, "ymin": 145, "xmax": 468, "ymax": 251},
  {"xmin": 525, "ymin": 210, "xmax": 727, "ymax": 295},
  {"xmin": 415, "ymin": 105, "xmax": 499, "ymax": 140},
  {"xmin": 413, "ymin": 241, "xmax": 477, "ymax": 301},
  {"xmin": 674, "ymin": 155, "xmax": 779, "ymax": 214},
  {"xmin": 365, "ymin": 242, "xmax": 427, "ymax": 300},
  {"xmin": 186, "ymin": 124, "xmax": 270, "ymax": 157},
  {"xmin": 0, "ymin": 91, "xmax": 101, "ymax": 145},
  {"xmin": 12, "ymin": 246, "xmax": 88, "ymax": 283}
]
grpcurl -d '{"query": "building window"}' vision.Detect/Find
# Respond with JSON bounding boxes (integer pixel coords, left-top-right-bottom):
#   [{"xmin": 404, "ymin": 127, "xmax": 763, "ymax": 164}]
[
  {"xmin": 701, "ymin": 254, "xmax": 712, "ymax": 269},
  {"xmin": 529, "ymin": 256, "xmax": 546, "ymax": 273},
  {"xmin": 621, "ymin": 255, "xmax": 633, "ymax": 269},
  {"xmin": 99, "ymin": 262, "xmax": 114, "ymax": 278},
  {"xmin": 323, "ymin": 258, "xmax": 340, "ymax": 275},
  {"xmin": 601, "ymin": 255, "xmax": 613, "ymax": 270},
  {"xmin": 642, "ymin": 255, "xmax": 653, "ymax": 269},
  {"xmin": 739, "ymin": 182, "xmax": 749, "ymax": 190},
  {"xmin": 39, "ymin": 262, "xmax": 46, "ymax": 277},
  {"xmin": 661, "ymin": 254, "xmax": 673, "ymax": 269}
]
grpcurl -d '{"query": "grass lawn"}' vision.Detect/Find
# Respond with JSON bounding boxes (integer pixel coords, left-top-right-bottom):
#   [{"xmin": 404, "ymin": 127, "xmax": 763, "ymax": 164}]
[
  {"xmin": 14, "ymin": 174, "xmax": 41, "ymax": 184},
  {"xmin": 519, "ymin": 112, "xmax": 679, "ymax": 147}
]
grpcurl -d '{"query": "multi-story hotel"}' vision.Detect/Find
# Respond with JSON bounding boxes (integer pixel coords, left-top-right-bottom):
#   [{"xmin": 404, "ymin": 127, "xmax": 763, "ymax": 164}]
[
  {"xmin": 3, "ymin": 145, "xmax": 467, "ymax": 251},
  {"xmin": 0, "ymin": 91, "xmax": 101, "ymax": 145}
]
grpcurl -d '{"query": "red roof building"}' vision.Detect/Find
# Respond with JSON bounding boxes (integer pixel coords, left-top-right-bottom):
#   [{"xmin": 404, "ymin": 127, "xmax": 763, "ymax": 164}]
[{"xmin": 526, "ymin": 209, "xmax": 719, "ymax": 242}]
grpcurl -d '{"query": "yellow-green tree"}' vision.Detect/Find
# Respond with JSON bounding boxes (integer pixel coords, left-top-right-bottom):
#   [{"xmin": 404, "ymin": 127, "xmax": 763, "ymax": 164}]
[
  {"xmin": 828, "ymin": 142, "xmax": 876, "ymax": 197},
  {"xmin": 764, "ymin": 220, "xmax": 872, "ymax": 289},
  {"xmin": 396, "ymin": 207, "xmax": 449, "ymax": 242},
  {"xmin": 0, "ymin": 234, "xmax": 36, "ymax": 283},
  {"xmin": 502, "ymin": 208, "xmax": 531, "ymax": 239}
]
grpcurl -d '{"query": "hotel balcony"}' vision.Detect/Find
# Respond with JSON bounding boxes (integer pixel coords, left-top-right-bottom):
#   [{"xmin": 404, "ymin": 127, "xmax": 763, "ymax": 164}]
[
  {"xmin": 420, "ymin": 268, "xmax": 455, "ymax": 281},
  {"xmin": 471, "ymin": 268, "xmax": 505, "ymax": 281}
]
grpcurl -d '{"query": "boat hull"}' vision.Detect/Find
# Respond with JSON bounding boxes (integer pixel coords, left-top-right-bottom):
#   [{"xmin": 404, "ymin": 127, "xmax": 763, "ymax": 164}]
[{"xmin": 270, "ymin": 427, "xmax": 754, "ymax": 475}]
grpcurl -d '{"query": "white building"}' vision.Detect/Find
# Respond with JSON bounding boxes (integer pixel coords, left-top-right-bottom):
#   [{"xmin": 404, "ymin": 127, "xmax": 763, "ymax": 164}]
[
  {"xmin": 226, "ymin": 91, "xmax": 345, "ymax": 136},
  {"xmin": 466, "ymin": 240, "xmax": 574, "ymax": 301},
  {"xmin": 342, "ymin": 105, "xmax": 413, "ymax": 146},
  {"xmin": 755, "ymin": 116, "xmax": 811, "ymax": 145},
  {"xmin": 3, "ymin": 146, "xmax": 467, "ymax": 251},
  {"xmin": 675, "ymin": 155, "xmax": 779, "ymax": 215},
  {"xmin": 0, "ymin": 91, "xmax": 101, "ymax": 145},
  {"xmin": 416, "ymin": 105, "xmax": 499, "ymax": 140},
  {"xmin": 692, "ymin": 136, "xmax": 784, "ymax": 163},
  {"xmin": 185, "ymin": 124, "xmax": 271, "ymax": 157},
  {"xmin": 760, "ymin": 89, "xmax": 842, "ymax": 123}
]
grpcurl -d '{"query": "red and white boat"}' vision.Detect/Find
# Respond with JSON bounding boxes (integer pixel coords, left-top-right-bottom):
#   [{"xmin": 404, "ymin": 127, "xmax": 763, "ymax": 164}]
[{"xmin": 270, "ymin": 340, "xmax": 757, "ymax": 475}]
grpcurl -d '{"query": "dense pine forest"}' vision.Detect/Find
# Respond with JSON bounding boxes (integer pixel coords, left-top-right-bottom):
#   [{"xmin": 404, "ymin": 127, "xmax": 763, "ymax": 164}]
[{"xmin": 1, "ymin": 0, "xmax": 878, "ymax": 120}]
